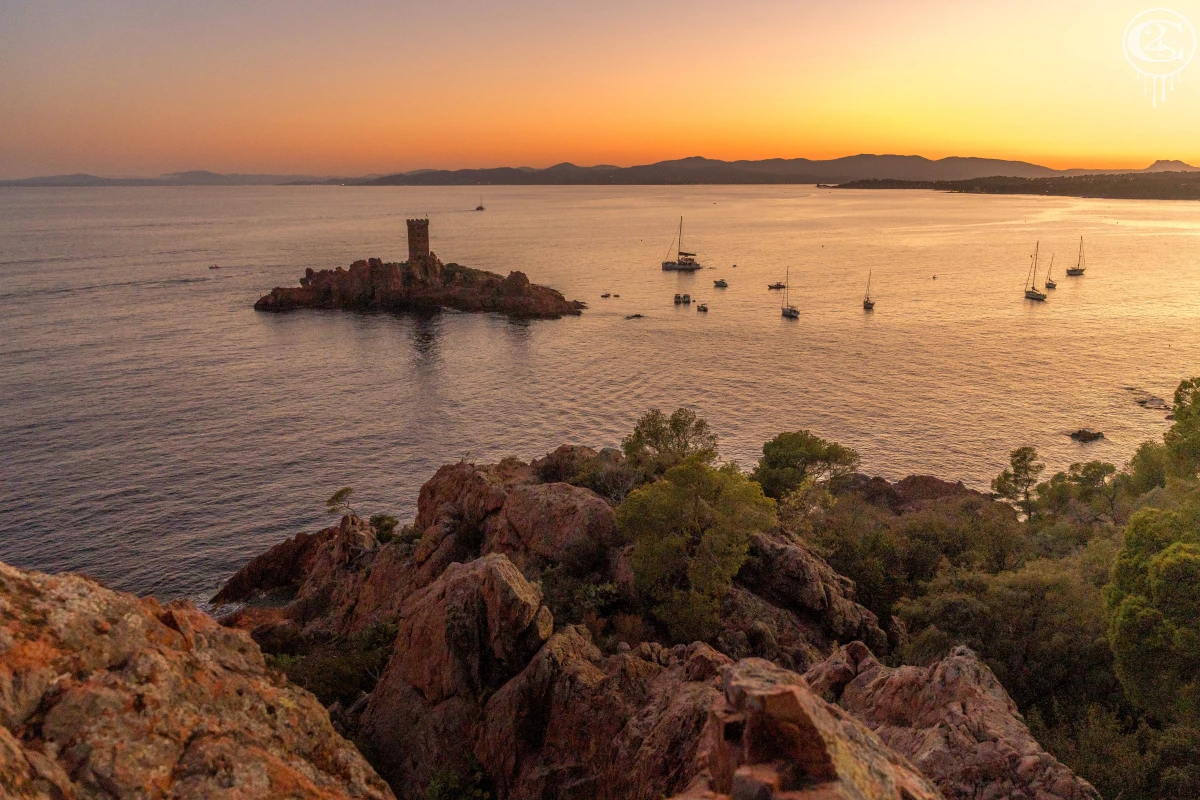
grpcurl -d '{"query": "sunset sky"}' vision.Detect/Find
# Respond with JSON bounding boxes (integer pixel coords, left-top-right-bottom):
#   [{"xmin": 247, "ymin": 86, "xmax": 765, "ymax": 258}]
[{"xmin": 2, "ymin": 0, "xmax": 1199, "ymax": 177}]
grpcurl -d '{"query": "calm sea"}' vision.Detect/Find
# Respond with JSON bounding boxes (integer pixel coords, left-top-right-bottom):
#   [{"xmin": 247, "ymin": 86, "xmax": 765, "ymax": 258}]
[{"xmin": 2, "ymin": 185, "xmax": 1197, "ymax": 603}]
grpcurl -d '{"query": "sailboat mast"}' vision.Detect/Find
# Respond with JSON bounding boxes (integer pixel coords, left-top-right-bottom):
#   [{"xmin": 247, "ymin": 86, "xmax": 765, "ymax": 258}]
[
  {"xmin": 1032, "ymin": 242, "xmax": 1040, "ymax": 284},
  {"xmin": 785, "ymin": 267, "xmax": 789, "ymax": 308},
  {"xmin": 678, "ymin": 217, "xmax": 683, "ymax": 257}
]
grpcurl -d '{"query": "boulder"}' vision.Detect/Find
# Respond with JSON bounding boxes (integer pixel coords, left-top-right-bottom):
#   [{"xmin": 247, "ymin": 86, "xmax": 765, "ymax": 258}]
[
  {"xmin": 483, "ymin": 482, "xmax": 619, "ymax": 571},
  {"xmin": 671, "ymin": 659, "xmax": 943, "ymax": 800},
  {"xmin": 804, "ymin": 642, "xmax": 1099, "ymax": 800},
  {"xmin": 360, "ymin": 554, "xmax": 553, "ymax": 793},
  {"xmin": 1069, "ymin": 429, "xmax": 1105, "ymax": 443},
  {"xmin": 735, "ymin": 529, "xmax": 889, "ymax": 658},
  {"xmin": 0, "ymin": 560, "xmax": 393, "ymax": 800}
]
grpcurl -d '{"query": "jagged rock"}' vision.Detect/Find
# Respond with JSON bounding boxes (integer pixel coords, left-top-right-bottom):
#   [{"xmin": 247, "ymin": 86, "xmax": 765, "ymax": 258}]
[
  {"xmin": 836, "ymin": 473, "xmax": 988, "ymax": 513},
  {"xmin": 735, "ymin": 529, "xmax": 889, "ymax": 660},
  {"xmin": 671, "ymin": 658, "xmax": 943, "ymax": 800},
  {"xmin": 216, "ymin": 453, "xmax": 887, "ymax": 675},
  {"xmin": 361, "ymin": 554, "xmax": 553, "ymax": 793},
  {"xmin": 475, "ymin": 628, "xmax": 730, "ymax": 800},
  {"xmin": 804, "ymin": 642, "xmax": 1099, "ymax": 800},
  {"xmin": 0, "ymin": 561, "xmax": 393, "ymax": 800},
  {"xmin": 255, "ymin": 256, "xmax": 584, "ymax": 320},
  {"xmin": 483, "ymin": 482, "xmax": 619, "ymax": 572},
  {"xmin": 1069, "ymin": 429, "xmax": 1105, "ymax": 443}
]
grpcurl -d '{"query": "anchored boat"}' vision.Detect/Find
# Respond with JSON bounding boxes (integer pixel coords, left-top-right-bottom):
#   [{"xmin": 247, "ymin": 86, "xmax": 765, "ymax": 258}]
[
  {"xmin": 1066, "ymin": 237, "xmax": 1086, "ymax": 276},
  {"xmin": 661, "ymin": 217, "xmax": 703, "ymax": 271},
  {"xmin": 863, "ymin": 270, "xmax": 875, "ymax": 310},
  {"xmin": 781, "ymin": 268, "xmax": 799, "ymax": 318},
  {"xmin": 1025, "ymin": 243, "xmax": 1048, "ymax": 301}
]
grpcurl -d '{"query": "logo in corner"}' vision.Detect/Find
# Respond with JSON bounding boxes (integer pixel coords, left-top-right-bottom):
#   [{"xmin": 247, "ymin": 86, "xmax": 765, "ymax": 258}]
[{"xmin": 1124, "ymin": 8, "xmax": 1196, "ymax": 107}]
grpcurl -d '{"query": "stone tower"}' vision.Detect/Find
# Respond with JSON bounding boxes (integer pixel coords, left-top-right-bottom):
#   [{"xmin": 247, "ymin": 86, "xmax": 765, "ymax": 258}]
[
  {"xmin": 407, "ymin": 218, "xmax": 430, "ymax": 263},
  {"xmin": 405, "ymin": 218, "xmax": 440, "ymax": 284}
]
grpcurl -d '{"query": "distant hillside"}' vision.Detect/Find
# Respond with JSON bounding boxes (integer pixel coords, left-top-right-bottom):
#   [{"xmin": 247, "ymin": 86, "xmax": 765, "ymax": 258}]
[
  {"xmin": 0, "ymin": 171, "xmax": 350, "ymax": 187},
  {"xmin": 837, "ymin": 171, "xmax": 1200, "ymax": 200},
  {"xmin": 5, "ymin": 157, "xmax": 1196, "ymax": 188},
  {"xmin": 365, "ymin": 154, "xmax": 1063, "ymax": 186}
]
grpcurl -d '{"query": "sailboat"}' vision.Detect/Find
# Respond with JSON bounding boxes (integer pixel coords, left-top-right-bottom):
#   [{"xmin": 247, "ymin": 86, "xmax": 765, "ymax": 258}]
[
  {"xmin": 661, "ymin": 217, "xmax": 703, "ymax": 271},
  {"xmin": 475, "ymin": 195, "xmax": 485, "ymax": 211},
  {"xmin": 781, "ymin": 267, "xmax": 799, "ymax": 318},
  {"xmin": 1044, "ymin": 255, "xmax": 1057, "ymax": 289},
  {"xmin": 863, "ymin": 270, "xmax": 875, "ymax": 310},
  {"xmin": 1066, "ymin": 237, "xmax": 1086, "ymax": 276},
  {"xmin": 1025, "ymin": 243, "xmax": 1048, "ymax": 301}
]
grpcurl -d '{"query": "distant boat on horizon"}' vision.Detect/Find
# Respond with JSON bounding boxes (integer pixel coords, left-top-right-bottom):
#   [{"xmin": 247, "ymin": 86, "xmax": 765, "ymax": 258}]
[
  {"xmin": 863, "ymin": 270, "xmax": 875, "ymax": 310},
  {"xmin": 662, "ymin": 217, "xmax": 703, "ymax": 271},
  {"xmin": 1025, "ymin": 243, "xmax": 1048, "ymax": 301},
  {"xmin": 1066, "ymin": 237, "xmax": 1086, "ymax": 276}
]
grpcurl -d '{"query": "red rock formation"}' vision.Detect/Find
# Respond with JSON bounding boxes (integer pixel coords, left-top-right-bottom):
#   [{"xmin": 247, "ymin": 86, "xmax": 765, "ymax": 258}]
[
  {"xmin": 671, "ymin": 658, "xmax": 943, "ymax": 800},
  {"xmin": 804, "ymin": 642, "xmax": 1099, "ymax": 800},
  {"xmin": 254, "ymin": 256, "xmax": 585, "ymax": 319},
  {"xmin": 0, "ymin": 561, "xmax": 393, "ymax": 800}
]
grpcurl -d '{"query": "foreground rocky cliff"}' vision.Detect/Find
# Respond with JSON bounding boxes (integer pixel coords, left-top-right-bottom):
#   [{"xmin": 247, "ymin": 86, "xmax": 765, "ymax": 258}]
[
  {"xmin": 211, "ymin": 445, "xmax": 1097, "ymax": 800},
  {"xmin": 0, "ymin": 562, "xmax": 393, "ymax": 799}
]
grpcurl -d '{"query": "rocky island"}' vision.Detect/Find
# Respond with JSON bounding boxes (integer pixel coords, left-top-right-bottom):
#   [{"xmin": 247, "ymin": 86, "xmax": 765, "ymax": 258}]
[{"xmin": 255, "ymin": 219, "xmax": 585, "ymax": 319}]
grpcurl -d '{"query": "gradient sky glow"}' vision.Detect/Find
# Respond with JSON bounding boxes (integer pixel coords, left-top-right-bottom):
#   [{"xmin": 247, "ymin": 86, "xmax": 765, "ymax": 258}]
[{"xmin": 2, "ymin": 0, "xmax": 1199, "ymax": 177}]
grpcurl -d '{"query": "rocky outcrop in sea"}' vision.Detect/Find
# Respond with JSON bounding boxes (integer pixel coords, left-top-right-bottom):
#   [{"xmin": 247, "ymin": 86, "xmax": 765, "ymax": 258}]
[{"xmin": 254, "ymin": 219, "xmax": 585, "ymax": 319}]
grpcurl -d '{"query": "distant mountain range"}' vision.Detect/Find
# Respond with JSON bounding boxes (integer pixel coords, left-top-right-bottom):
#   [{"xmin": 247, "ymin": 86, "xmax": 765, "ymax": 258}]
[
  {"xmin": 0, "ymin": 170, "xmax": 366, "ymax": 187},
  {"xmin": 3, "ymin": 157, "xmax": 1197, "ymax": 187}
]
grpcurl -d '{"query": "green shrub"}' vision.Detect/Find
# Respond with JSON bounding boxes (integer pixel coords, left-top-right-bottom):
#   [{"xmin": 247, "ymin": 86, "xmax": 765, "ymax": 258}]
[
  {"xmin": 621, "ymin": 408, "xmax": 718, "ymax": 478},
  {"xmin": 751, "ymin": 430, "xmax": 860, "ymax": 499},
  {"xmin": 425, "ymin": 756, "xmax": 492, "ymax": 800},
  {"xmin": 619, "ymin": 459, "xmax": 775, "ymax": 642}
]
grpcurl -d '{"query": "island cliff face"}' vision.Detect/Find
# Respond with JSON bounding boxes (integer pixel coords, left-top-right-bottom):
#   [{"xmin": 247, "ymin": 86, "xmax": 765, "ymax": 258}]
[
  {"xmin": 210, "ymin": 446, "xmax": 1098, "ymax": 800},
  {"xmin": 255, "ymin": 219, "xmax": 585, "ymax": 319}
]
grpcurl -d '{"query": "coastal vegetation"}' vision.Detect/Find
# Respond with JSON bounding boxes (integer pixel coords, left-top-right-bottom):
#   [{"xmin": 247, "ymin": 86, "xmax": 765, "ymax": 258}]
[
  {"xmin": 837, "ymin": 171, "xmax": 1200, "ymax": 200},
  {"xmin": 233, "ymin": 384, "xmax": 1200, "ymax": 798}
]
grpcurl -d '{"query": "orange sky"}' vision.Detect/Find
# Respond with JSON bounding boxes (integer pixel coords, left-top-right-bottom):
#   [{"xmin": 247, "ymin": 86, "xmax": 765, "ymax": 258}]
[{"xmin": 2, "ymin": 0, "xmax": 1198, "ymax": 177}]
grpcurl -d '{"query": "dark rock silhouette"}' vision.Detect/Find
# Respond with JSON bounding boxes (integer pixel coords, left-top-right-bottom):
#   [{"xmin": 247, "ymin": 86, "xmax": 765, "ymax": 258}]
[{"xmin": 255, "ymin": 219, "xmax": 585, "ymax": 319}]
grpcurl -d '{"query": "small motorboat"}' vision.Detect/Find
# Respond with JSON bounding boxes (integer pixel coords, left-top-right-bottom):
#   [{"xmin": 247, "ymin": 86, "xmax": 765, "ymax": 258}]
[
  {"xmin": 681, "ymin": 294, "xmax": 692, "ymax": 304},
  {"xmin": 674, "ymin": 294, "xmax": 683, "ymax": 304},
  {"xmin": 625, "ymin": 314, "xmax": 644, "ymax": 320},
  {"xmin": 601, "ymin": 293, "xmax": 612, "ymax": 298},
  {"xmin": 209, "ymin": 264, "xmax": 220, "ymax": 270},
  {"xmin": 613, "ymin": 294, "xmax": 620, "ymax": 297},
  {"xmin": 697, "ymin": 303, "xmax": 708, "ymax": 312},
  {"xmin": 714, "ymin": 279, "xmax": 728, "ymax": 288},
  {"xmin": 768, "ymin": 282, "xmax": 786, "ymax": 290},
  {"xmin": 732, "ymin": 263, "xmax": 738, "ymax": 268}
]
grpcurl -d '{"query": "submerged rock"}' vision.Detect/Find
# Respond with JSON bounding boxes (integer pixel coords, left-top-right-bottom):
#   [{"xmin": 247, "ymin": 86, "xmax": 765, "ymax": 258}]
[
  {"xmin": 1069, "ymin": 428, "xmax": 1105, "ymax": 443},
  {"xmin": 0, "ymin": 561, "xmax": 393, "ymax": 800}
]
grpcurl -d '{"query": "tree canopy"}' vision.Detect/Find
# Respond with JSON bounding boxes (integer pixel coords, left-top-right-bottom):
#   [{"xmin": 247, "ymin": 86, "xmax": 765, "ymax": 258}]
[
  {"xmin": 621, "ymin": 408, "xmax": 718, "ymax": 478},
  {"xmin": 618, "ymin": 459, "xmax": 775, "ymax": 642},
  {"xmin": 750, "ymin": 430, "xmax": 861, "ymax": 499}
]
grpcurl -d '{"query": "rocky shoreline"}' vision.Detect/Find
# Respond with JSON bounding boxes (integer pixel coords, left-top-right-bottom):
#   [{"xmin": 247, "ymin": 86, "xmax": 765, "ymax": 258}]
[
  {"xmin": 1, "ymin": 444, "xmax": 1101, "ymax": 800},
  {"xmin": 255, "ymin": 219, "xmax": 585, "ymax": 320}
]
